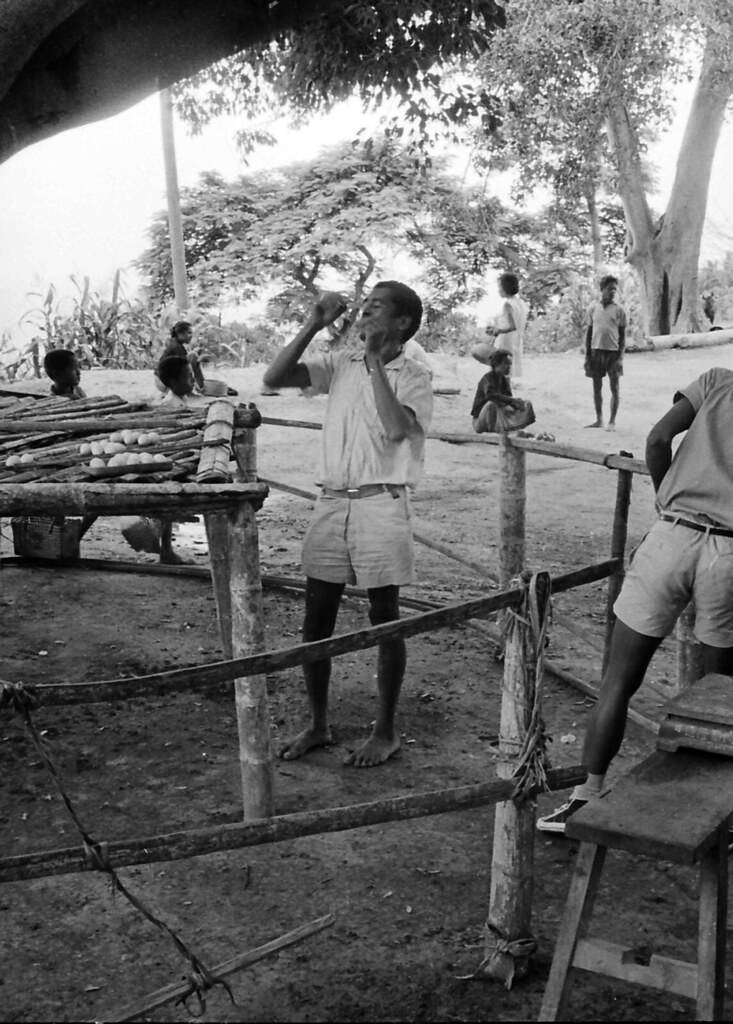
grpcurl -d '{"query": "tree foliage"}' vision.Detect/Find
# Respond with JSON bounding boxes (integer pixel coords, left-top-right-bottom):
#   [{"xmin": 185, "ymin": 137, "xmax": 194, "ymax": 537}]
[
  {"xmin": 173, "ymin": 1, "xmax": 506, "ymax": 154},
  {"xmin": 136, "ymin": 138, "xmax": 511, "ymax": 328},
  {"xmin": 473, "ymin": 0, "xmax": 733, "ymax": 333}
]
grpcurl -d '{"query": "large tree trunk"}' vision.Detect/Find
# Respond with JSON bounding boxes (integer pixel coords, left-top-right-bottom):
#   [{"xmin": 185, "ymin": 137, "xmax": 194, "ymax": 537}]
[{"xmin": 608, "ymin": 37, "xmax": 732, "ymax": 336}]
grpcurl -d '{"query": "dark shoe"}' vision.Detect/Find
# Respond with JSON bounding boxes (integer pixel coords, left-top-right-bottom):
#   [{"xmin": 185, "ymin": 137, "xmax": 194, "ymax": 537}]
[{"xmin": 537, "ymin": 796, "xmax": 587, "ymax": 834}]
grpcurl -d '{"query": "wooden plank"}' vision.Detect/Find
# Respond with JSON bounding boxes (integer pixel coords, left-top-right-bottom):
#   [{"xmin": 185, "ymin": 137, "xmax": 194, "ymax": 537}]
[
  {"xmin": 696, "ymin": 829, "xmax": 727, "ymax": 1020},
  {"xmin": 573, "ymin": 938, "xmax": 697, "ymax": 1000},
  {"xmin": 662, "ymin": 673, "xmax": 733, "ymax": 727},
  {"xmin": 566, "ymin": 750, "xmax": 733, "ymax": 863},
  {"xmin": 539, "ymin": 842, "xmax": 606, "ymax": 1021}
]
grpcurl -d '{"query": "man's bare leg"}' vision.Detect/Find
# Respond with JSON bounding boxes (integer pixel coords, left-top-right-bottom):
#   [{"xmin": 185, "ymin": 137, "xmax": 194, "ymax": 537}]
[
  {"xmin": 582, "ymin": 620, "xmax": 661, "ymax": 773},
  {"xmin": 585, "ymin": 377, "xmax": 603, "ymax": 427},
  {"xmin": 281, "ymin": 578, "xmax": 344, "ymax": 760},
  {"xmin": 346, "ymin": 585, "xmax": 404, "ymax": 767},
  {"xmin": 607, "ymin": 375, "xmax": 620, "ymax": 429}
]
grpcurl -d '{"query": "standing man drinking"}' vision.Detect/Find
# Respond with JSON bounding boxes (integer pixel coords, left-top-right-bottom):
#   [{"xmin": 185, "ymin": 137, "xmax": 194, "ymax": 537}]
[{"xmin": 263, "ymin": 282, "xmax": 433, "ymax": 767}]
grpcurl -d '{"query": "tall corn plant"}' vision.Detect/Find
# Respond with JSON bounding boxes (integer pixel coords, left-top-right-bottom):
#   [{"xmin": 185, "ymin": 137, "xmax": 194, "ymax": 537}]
[{"xmin": 20, "ymin": 272, "xmax": 160, "ymax": 369}]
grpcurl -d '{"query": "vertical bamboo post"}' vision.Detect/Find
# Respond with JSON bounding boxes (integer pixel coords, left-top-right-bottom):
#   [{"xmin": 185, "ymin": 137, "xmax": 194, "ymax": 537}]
[
  {"xmin": 499, "ymin": 435, "xmax": 526, "ymax": 587},
  {"xmin": 482, "ymin": 572, "xmax": 550, "ymax": 985},
  {"xmin": 205, "ymin": 512, "xmax": 233, "ymax": 659},
  {"xmin": 602, "ymin": 456, "xmax": 633, "ymax": 675},
  {"xmin": 230, "ymin": 421, "xmax": 272, "ymax": 819},
  {"xmin": 159, "ymin": 87, "xmax": 189, "ymax": 314},
  {"xmin": 228, "ymin": 499, "xmax": 273, "ymax": 819},
  {"xmin": 675, "ymin": 602, "xmax": 704, "ymax": 694}
]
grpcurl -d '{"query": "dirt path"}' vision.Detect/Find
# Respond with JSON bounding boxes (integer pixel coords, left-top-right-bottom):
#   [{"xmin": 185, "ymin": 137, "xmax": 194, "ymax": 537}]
[{"xmin": 1, "ymin": 344, "xmax": 732, "ymax": 1022}]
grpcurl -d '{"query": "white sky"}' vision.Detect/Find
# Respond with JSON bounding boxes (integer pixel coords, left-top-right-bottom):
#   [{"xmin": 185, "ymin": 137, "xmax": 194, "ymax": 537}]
[{"xmin": 1, "ymin": 79, "xmax": 733, "ymax": 343}]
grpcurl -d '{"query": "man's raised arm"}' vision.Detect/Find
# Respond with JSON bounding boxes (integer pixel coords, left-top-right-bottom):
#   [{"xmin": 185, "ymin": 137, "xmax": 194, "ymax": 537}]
[{"xmin": 263, "ymin": 292, "xmax": 346, "ymax": 390}]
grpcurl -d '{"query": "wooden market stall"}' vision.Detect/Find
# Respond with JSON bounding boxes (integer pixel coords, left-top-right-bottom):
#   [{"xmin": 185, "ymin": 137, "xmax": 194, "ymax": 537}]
[{"xmin": 0, "ymin": 392, "xmax": 272, "ymax": 819}]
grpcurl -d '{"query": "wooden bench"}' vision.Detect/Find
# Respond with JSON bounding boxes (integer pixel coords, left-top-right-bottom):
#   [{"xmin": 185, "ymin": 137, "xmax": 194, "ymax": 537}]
[{"xmin": 539, "ymin": 750, "xmax": 733, "ymax": 1021}]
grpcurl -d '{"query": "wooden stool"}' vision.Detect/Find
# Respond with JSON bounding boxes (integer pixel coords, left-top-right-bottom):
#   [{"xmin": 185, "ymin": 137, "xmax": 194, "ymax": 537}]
[{"xmin": 540, "ymin": 750, "xmax": 733, "ymax": 1021}]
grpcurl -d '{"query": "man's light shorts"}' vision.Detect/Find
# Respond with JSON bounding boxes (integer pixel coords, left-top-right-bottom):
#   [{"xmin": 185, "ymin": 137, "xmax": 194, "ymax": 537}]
[
  {"xmin": 302, "ymin": 490, "xmax": 413, "ymax": 589},
  {"xmin": 614, "ymin": 518, "xmax": 733, "ymax": 647}
]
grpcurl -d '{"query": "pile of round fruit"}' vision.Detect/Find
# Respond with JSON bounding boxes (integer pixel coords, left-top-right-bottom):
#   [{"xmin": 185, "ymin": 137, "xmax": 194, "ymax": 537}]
[{"xmin": 80, "ymin": 429, "xmax": 168, "ymax": 469}]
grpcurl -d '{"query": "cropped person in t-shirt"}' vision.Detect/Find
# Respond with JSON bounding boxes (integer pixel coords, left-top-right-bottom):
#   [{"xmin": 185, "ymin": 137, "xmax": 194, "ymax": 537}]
[{"xmin": 539, "ymin": 368, "xmax": 733, "ymax": 833}]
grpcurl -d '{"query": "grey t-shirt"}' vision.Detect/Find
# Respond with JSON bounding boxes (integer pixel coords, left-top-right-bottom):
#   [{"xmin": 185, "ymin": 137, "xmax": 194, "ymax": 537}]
[{"xmin": 656, "ymin": 367, "xmax": 733, "ymax": 529}]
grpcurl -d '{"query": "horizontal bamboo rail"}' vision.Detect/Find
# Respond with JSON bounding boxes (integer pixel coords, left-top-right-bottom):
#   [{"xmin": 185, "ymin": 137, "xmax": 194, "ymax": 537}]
[
  {"xmin": 0, "ymin": 481, "xmax": 268, "ymax": 517},
  {"xmin": 259, "ymin": 416, "xmax": 649, "ymax": 474},
  {"xmin": 0, "ymin": 765, "xmax": 586, "ymax": 884},
  {"xmin": 25, "ymin": 559, "xmax": 618, "ymax": 706},
  {"xmin": 0, "ymin": 407, "xmax": 260, "ymax": 435}
]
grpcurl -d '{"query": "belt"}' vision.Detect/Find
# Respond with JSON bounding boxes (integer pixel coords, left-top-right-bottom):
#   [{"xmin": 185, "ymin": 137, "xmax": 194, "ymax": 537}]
[
  {"xmin": 321, "ymin": 484, "xmax": 404, "ymax": 500},
  {"xmin": 659, "ymin": 513, "xmax": 733, "ymax": 538}
]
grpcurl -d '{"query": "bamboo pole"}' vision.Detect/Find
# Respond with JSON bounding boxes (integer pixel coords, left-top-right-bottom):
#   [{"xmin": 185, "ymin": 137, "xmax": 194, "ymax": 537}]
[
  {"xmin": 229, "ymin": 500, "xmax": 273, "ymax": 819},
  {"xmin": 205, "ymin": 513, "xmax": 233, "ymax": 659},
  {"xmin": 25, "ymin": 560, "xmax": 620, "ymax": 707},
  {"xmin": 229, "ymin": 425, "xmax": 272, "ymax": 819},
  {"xmin": 0, "ymin": 765, "xmax": 586, "ymax": 884},
  {"xmin": 499, "ymin": 434, "xmax": 526, "ymax": 588},
  {"xmin": 159, "ymin": 87, "xmax": 189, "ymax": 314},
  {"xmin": 0, "ymin": 408, "xmax": 260, "ymax": 435},
  {"xmin": 602, "ymin": 456, "xmax": 634, "ymax": 674},
  {"xmin": 98, "ymin": 914, "xmax": 336, "ymax": 1023},
  {"xmin": 483, "ymin": 573, "xmax": 550, "ymax": 985},
  {"xmin": 0, "ymin": 481, "xmax": 267, "ymax": 517}
]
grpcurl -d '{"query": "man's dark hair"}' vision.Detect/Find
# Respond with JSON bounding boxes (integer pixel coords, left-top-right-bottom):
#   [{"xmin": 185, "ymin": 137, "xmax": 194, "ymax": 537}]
[
  {"xmin": 488, "ymin": 349, "xmax": 512, "ymax": 369},
  {"xmin": 599, "ymin": 274, "xmax": 619, "ymax": 290},
  {"xmin": 374, "ymin": 280, "xmax": 423, "ymax": 342},
  {"xmin": 170, "ymin": 320, "xmax": 192, "ymax": 340},
  {"xmin": 43, "ymin": 348, "xmax": 76, "ymax": 381},
  {"xmin": 157, "ymin": 354, "xmax": 189, "ymax": 389},
  {"xmin": 499, "ymin": 272, "xmax": 519, "ymax": 296}
]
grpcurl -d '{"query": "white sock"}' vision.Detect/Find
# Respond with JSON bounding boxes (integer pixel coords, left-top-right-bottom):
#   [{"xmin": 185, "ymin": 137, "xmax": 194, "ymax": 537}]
[{"xmin": 571, "ymin": 773, "xmax": 605, "ymax": 802}]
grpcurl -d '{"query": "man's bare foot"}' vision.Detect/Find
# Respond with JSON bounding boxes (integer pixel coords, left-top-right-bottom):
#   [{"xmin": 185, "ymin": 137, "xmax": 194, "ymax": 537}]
[
  {"xmin": 605, "ymin": 422, "xmax": 616, "ymax": 431},
  {"xmin": 344, "ymin": 733, "xmax": 400, "ymax": 768},
  {"xmin": 280, "ymin": 726, "xmax": 333, "ymax": 760},
  {"xmin": 584, "ymin": 421, "xmax": 603, "ymax": 428}
]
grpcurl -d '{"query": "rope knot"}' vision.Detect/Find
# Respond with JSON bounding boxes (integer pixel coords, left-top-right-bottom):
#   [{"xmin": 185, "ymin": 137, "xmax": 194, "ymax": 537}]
[
  {"xmin": 83, "ymin": 840, "xmax": 111, "ymax": 873},
  {"xmin": 177, "ymin": 955, "xmax": 235, "ymax": 1017}
]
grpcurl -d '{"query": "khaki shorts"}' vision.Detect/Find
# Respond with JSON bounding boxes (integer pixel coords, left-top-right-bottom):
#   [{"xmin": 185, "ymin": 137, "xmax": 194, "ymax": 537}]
[
  {"xmin": 302, "ymin": 489, "xmax": 414, "ymax": 588},
  {"xmin": 614, "ymin": 518, "xmax": 733, "ymax": 646}
]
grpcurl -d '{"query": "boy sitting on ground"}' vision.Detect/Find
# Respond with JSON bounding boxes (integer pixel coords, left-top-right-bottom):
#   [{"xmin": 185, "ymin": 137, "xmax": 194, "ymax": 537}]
[
  {"xmin": 471, "ymin": 351, "xmax": 535, "ymax": 433},
  {"xmin": 44, "ymin": 348, "xmax": 87, "ymax": 399}
]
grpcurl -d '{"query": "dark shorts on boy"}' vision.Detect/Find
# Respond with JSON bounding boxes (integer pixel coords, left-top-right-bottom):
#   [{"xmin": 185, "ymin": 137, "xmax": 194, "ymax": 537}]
[{"xmin": 585, "ymin": 350, "xmax": 623, "ymax": 379}]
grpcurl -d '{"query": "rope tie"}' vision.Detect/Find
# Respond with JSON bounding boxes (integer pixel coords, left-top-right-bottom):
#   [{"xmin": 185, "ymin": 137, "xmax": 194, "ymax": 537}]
[
  {"xmin": 499, "ymin": 572, "xmax": 553, "ymax": 803},
  {"xmin": 464, "ymin": 923, "xmax": 537, "ymax": 990}
]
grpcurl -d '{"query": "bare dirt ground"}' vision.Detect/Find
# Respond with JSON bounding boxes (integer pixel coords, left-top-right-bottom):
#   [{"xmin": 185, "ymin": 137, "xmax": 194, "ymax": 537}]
[{"xmin": 2, "ymin": 344, "xmax": 733, "ymax": 1023}]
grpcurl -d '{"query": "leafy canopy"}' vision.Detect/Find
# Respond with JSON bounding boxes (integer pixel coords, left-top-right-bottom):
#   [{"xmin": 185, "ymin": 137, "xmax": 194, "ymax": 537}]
[{"xmin": 173, "ymin": 1, "xmax": 506, "ymax": 154}]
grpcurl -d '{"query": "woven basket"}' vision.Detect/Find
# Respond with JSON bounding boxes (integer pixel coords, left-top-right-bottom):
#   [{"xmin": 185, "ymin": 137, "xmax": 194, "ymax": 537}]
[{"xmin": 11, "ymin": 516, "xmax": 81, "ymax": 561}]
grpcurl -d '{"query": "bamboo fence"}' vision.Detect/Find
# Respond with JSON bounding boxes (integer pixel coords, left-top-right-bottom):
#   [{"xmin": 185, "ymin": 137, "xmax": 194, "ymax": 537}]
[{"xmin": 0, "ymin": 390, "xmax": 686, "ymax": 1005}]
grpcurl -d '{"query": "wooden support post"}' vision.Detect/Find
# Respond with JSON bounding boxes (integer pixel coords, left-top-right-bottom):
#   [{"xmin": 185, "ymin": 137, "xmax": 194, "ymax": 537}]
[
  {"xmin": 499, "ymin": 436, "xmax": 526, "ymax": 587},
  {"xmin": 602, "ymin": 457, "xmax": 633, "ymax": 675},
  {"xmin": 675, "ymin": 602, "xmax": 704, "ymax": 696},
  {"xmin": 205, "ymin": 512, "xmax": 233, "ymax": 659},
  {"xmin": 229, "ymin": 500, "xmax": 273, "ymax": 819},
  {"xmin": 229, "ymin": 424, "xmax": 272, "ymax": 819},
  {"xmin": 482, "ymin": 572, "xmax": 550, "ymax": 986}
]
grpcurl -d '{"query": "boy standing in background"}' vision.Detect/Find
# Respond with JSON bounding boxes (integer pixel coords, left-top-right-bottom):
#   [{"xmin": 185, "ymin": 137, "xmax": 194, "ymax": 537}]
[{"xmin": 584, "ymin": 275, "xmax": 626, "ymax": 431}]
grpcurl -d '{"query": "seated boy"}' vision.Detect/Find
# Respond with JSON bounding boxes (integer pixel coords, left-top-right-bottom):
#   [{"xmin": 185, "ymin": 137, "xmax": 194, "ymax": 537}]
[
  {"xmin": 44, "ymin": 348, "xmax": 87, "ymax": 399},
  {"xmin": 470, "ymin": 350, "xmax": 534, "ymax": 433},
  {"xmin": 156, "ymin": 354, "xmax": 205, "ymax": 410}
]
